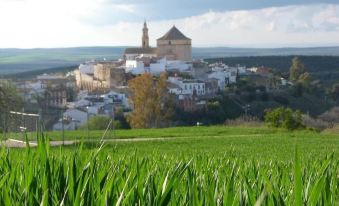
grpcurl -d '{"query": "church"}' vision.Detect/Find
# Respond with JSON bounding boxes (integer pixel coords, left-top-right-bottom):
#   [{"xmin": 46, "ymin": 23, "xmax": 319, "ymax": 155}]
[{"xmin": 124, "ymin": 22, "xmax": 192, "ymax": 62}]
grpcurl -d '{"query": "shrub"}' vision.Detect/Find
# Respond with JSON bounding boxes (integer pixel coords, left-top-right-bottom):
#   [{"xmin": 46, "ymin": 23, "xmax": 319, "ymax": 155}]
[
  {"xmin": 302, "ymin": 114, "xmax": 332, "ymax": 131},
  {"xmin": 224, "ymin": 115, "xmax": 263, "ymax": 127},
  {"xmin": 319, "ymin": 107, "xmax": 339, "ymax": 123},
  {"xmin": 81, "ymin": 115, "xmax": 125, "ymax": 130},
  {"xmin": 265, "ymin": 107, "xmax": 305, "ymax": 130}
]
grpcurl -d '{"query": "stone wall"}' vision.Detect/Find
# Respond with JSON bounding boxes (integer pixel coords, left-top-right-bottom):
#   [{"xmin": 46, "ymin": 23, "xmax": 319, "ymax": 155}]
[
  {"xmin": 157, "ymin": 39, "xmax": 192, "ymax": 61},
  {"xmin": 75, "ymin": 62, "xmax": 129, "ymax": 92}
]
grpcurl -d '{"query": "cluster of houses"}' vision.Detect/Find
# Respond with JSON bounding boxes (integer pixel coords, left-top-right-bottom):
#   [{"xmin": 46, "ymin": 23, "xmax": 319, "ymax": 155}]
[
  {"xmin": 52, "ymin": 90, "xmax": 129, "ymax": 130},
  {"xmin": 14, "ymin": 73, "xmax": 74, "ymax": 108},
  {"xmin": 12, "ymin": 22, "xmax": 292, "ymax": 130}
]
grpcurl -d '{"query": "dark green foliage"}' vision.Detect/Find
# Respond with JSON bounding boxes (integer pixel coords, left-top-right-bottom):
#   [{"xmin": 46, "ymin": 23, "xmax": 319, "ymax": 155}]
[
  {"xmin": 265, "ymin": 107, "xmax": 305, "ymax": 130},
  {"xmin": 330, "ymin": 83, "xmax": 339, "ymax": 101},
  {"xmin": 272, "ymin": 94, "xmax": 289, "ymax": 105},
  {"xmin": 205, "ymin": 55, "xmax": 339, "ymax": 74},
  {"xmin": 81, "ymin": 115, "xmax": 125, "ymax": 130},
  {"xmin": 290, "ymin": 83, "xmax": 304, "ymax": 97},
  {"xmin": 260, "ymin": 92, "xmax": 269, "ymax": 101},
  {"xmin": 288, "ymin": 57, "xmax": 313, "ymax": 97},
  {"xmin": 289, "ymin": 57, "xmax": 305, "ymax": 82}
]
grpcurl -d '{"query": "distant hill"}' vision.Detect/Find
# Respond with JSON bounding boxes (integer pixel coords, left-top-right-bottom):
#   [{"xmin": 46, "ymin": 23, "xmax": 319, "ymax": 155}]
[
  {"xmin": 0, "ymin": 47, "xmax": 125, "ymax": 75},
  {"xmin": 205, "ymin": 56, "xmax": 339, "ymax": 85},
  {"xmin": 193, "ymin": 46, "xmax": 339, "ymax": 58},
  {"xmin": 1, "ymin": 46, "xmax": 339, "ymax": 75}
]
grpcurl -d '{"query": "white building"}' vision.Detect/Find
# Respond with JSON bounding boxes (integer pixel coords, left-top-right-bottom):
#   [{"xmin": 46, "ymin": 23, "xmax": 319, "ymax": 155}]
[
  {"xmin": 101, "ymin": 91, "xmax": 130, "ymax": 109},
  {"xmin": 168, "ymin": 77, "xmax": 205, "ymax": 96},
  {"xmin": 124, "ymin": 48, "xmax": 157, "ymax": 61},
  {"xmin": 247, "ymin": 67, "xmax": 258, "ymax": 73},
  {"xmin": 235, "ymin": 66, "xmax": 246, "ymax": 75},
  {"xmin": 52, "ymin": 108, "xmax": 88, "ymax": 130},
  {"xmin": 181, "ymin": 80, "xmax": 205, "ymax": 95},
  {"xmin": 53, "ymin": 121, "xmax": 77, "ymax": 131},
  {"xmin": 125, "ymin": 60, "xmax": 145, "ymax": 74},
  {"xmin": 63, "ymin": 109, "xmax": 88, "ymax": 125},
  {"xmin": 79, "ymin": 63, "xmax": 95, "ymax": 74},
  {"xmin": 125, "ymin": 58, "xmax": 192, "ymax": 75},
  {"xmin": 150, "ymin": 62, "xmax": 166, "ymax": 74},
  {"xmin": 208, "ymin": 69, "xmax": 237, "ymax": 90},
  {"xmin": 165, "ymin": 60, "xmax": 192, "ymax": 72}
]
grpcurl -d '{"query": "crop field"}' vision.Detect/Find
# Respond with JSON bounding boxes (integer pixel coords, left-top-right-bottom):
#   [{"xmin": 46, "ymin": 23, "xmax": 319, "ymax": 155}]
[{"xmin": 0, "ymin": 126, "xmax": 338, "ymax": 205}]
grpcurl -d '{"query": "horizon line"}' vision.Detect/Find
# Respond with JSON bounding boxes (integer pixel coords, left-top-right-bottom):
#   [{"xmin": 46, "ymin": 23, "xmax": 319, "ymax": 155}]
[{"xmin": 2, "ymin": 45, "xmax": 339, "ymax": 50}]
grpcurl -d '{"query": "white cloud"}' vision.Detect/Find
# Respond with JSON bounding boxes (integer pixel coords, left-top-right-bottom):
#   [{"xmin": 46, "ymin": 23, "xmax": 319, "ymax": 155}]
[
  {"xmin": 113, "ymin": 4, "xmax": 135, "ymax": 13},
  {"xmin": 0, "ymin": 2, "xmax": 339, "ymax": 48}
]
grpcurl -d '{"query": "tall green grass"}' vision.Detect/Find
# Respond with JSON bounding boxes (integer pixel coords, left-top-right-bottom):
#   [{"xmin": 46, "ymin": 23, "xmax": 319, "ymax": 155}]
[
  {"xmin": 11, "ymin": 125, "xmax": 284, "ymax": 141},
  {"xmin": 0, "ymin": 132, "xmax": 337, "ymax": 205}
]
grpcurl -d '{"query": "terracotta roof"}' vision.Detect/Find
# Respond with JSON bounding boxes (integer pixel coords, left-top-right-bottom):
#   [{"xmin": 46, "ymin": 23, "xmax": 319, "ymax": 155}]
[
  {"xmin": 124, "ymin": 47, "xmax": 156, "ymax": 54},
  {"xmin": 157, "ymin": 26, "xmax": 191, "ymax": 41}
]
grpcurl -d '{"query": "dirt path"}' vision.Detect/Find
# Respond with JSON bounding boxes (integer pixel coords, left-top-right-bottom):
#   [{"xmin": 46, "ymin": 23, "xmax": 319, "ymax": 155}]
[
  {"xmin": 1, "ymin": 134, "xmax": 264, "ymax": 148},
  {"xmin": 2, "ymin": 139, "xmax": 75, "ymax": 148},
  {"xmin": 1, "ymin": 137, "xmax": 174, "ymax": 147}
]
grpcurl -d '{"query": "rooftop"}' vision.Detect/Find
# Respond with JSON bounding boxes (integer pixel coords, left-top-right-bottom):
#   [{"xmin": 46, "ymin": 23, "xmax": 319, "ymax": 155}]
[
  {"xmin": 124, "ymin": 47, "xmax": 156, "ymax": 54},
  {"xmin": 157, "ymin": 26, "xmax": 191, "ymax": 41},
  {"xmin": 167, "ymin": 82, "xmax": 181, "ymax": 89},
  {"xmin": 182, "ymin": 79, "xmax": 204, "ymax": 83}
]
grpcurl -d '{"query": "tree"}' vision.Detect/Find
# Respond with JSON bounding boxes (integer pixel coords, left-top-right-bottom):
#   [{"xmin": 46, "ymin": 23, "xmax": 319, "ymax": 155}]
[
  {"xmin": 298, "ymin": 72, "xmax": 312, "ymax": 89},
  {"xmin": 81, "ymin": 115, "xmax": 124, "ymax": 130},
  {"xmin": 127, "ymin": 73, "xmax": 175, "ymax": 128},
  {"xmin": 289, "ymin": 57, "xmax": 306, "ymax": 82},
  {"xmin": 265, "ymin": 107, "xmax": 305, "ymax": 130},
  {"xmin": 289, "ymin": 57, "xmax": 313, "ymax": 96}
]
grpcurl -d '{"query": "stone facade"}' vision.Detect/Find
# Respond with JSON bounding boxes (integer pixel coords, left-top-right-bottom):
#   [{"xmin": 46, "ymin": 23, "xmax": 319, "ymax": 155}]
[
  {"xmin": 124, "ymin": 23, "xmax": 192, "ymax": 62},
  {"xmin": 75, "ymin": 62, "xmax": 127, "ymax": 92},
  {"xmin": 156, "ymin": 26, "xmax": 192, "ymax": 62},
  {"xmin": 142, "ymin": 21, "xmax": 149, "ymax": 48}
]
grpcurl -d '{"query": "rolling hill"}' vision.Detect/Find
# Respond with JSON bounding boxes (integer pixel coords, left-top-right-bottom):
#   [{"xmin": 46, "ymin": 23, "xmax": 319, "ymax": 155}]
[{"xmin": 1, "ymin": 46, "xmax": 339, "ymax": 75}]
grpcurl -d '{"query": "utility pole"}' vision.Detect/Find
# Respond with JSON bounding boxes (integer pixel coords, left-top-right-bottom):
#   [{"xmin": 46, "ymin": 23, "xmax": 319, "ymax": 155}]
[
  {"xmin": 61, "ymin": 108, "xmax": 65, "ymax": 146},
  {"xmin": 37, "ymin": 109, "xmax": 41, "ymax": 138},
  {"xmin": 112, "ymin": 104, "xmax": 115, "ymax": 139},
  {"xmin": 86, "ymin": 106, "xmax": 89, "ymax": 139},
  {"xmin": 3, "ymin": 112, "xmax": 8, "ymax": 140},
  {"xmin": 21, "ymin": 108, "xmax": 25, "ymax": 140},
  {"xmin": 243, "ymin": 104, "xmax": 250, "ymax": 118}
]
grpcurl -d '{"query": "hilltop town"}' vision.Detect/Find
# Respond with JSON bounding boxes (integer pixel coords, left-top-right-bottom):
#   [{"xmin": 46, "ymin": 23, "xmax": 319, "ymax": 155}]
[
  {"xmin": 6, "ymin": 22, "xmax": 338, "ymax": 131},
  {"xmin": 1, "ymin": 0, "xmax": 339, "ymax": 204}
]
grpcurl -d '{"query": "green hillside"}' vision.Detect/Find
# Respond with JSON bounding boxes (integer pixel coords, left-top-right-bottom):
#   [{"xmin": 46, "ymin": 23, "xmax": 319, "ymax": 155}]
[{"xmin": 1, "ymin": 46, "xmax": 339, "ymax": 75}]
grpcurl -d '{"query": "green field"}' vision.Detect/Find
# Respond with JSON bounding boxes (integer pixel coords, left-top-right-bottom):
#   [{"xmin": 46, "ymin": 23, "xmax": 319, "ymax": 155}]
[
  {"xmin": 1, "ymin": 126, "xmax": 338, "ymax": 205},
  {"xmin": 8, "ymin": 126, "xmax": 339, "ymax": 160}
]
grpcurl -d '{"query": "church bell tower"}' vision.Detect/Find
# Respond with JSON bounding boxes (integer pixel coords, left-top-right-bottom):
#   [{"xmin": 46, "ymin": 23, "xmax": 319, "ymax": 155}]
[{"xmin": 142, "ymin": 21, "xmax": 149, "ymax": 48}]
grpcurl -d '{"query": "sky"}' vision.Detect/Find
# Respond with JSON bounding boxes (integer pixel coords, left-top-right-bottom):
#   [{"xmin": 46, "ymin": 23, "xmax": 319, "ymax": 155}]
[{"xmin": 0, "ymin": 0, "xmax": 339, "ymax": 48}]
